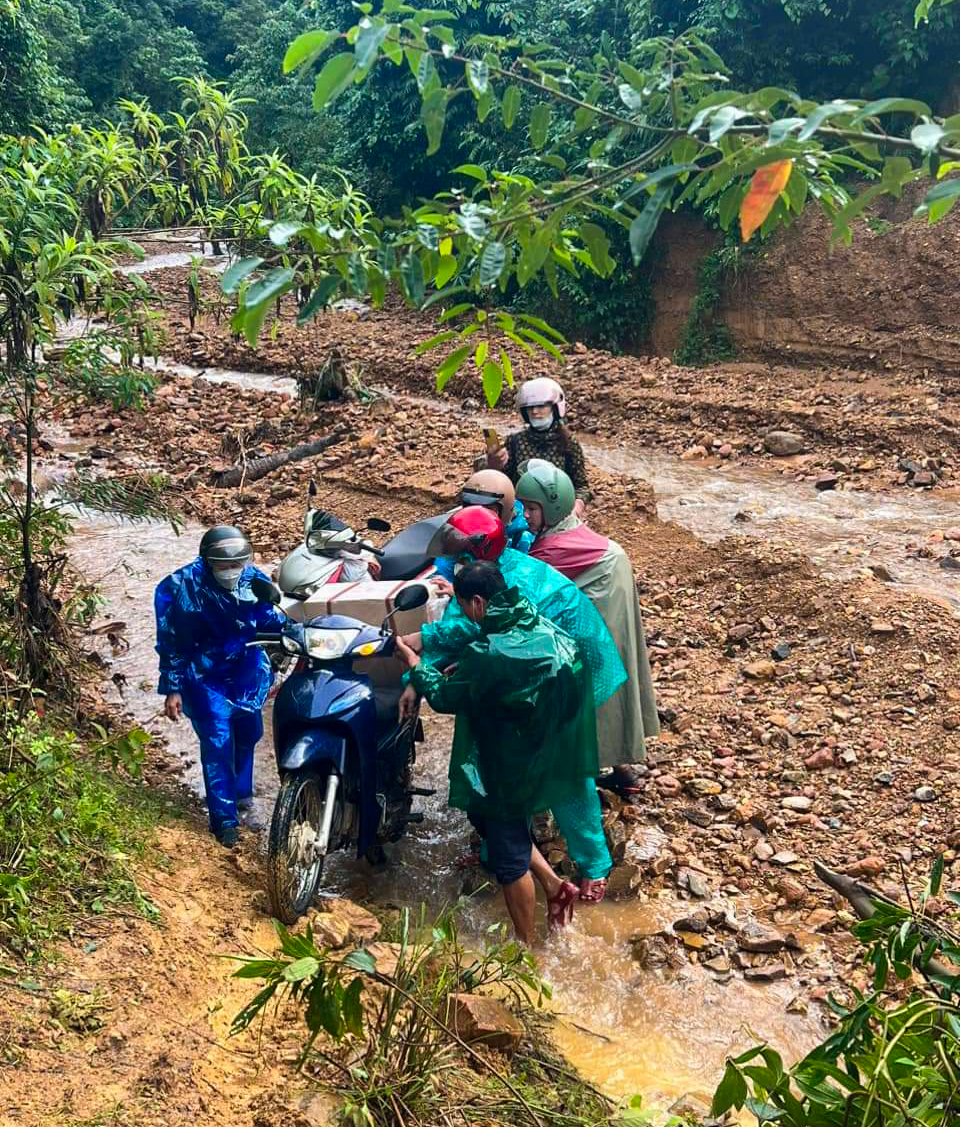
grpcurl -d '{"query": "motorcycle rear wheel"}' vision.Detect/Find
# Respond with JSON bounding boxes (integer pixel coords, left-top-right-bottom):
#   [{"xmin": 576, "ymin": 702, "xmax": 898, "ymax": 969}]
[{"xmin": 266, "ymin": 768, "xmax": 338, "ymax": 924}]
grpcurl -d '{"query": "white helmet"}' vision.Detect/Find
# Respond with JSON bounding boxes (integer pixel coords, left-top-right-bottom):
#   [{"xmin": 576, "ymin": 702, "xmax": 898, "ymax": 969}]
[{"xmin": 516, "ymin": 377, "xmax": 566, "ymax": 422}]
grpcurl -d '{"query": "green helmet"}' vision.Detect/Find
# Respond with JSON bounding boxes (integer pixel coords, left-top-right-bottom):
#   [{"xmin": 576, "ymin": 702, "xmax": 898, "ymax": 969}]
[{"xmin": 515, "ymin": 459, "xmax": 576, "ymax": 528}]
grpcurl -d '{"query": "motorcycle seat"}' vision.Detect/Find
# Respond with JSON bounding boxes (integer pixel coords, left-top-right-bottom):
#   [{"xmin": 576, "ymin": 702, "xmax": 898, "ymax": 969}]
[{"xmin": 378, "ymin": 511, "xmax": 451, "ymax": 581}]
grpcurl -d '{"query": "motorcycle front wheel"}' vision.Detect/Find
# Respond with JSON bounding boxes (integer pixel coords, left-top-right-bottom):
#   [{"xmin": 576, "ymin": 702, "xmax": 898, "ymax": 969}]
[{"xmin": 266, "ymin": 768, "xmax": 339, "ymax": 925}]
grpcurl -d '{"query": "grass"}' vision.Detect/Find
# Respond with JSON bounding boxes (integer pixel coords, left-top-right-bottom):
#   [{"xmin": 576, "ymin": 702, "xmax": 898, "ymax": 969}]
[{"xmin": 0, "ymin": 709, "xmax": 180, "ymax": 959}]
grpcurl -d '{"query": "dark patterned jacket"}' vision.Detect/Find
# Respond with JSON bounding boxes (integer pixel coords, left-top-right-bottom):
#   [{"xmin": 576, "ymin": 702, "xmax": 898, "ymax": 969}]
[{"xmin": 503, "ymin": 426, "xmax": 591, "ymax": 501}]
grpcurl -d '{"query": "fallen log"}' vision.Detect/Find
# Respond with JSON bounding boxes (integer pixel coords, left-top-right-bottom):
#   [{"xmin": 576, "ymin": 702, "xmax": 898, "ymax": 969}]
[{"xmin": 211, "ymin": 431, "xmax": 347, "ymax": 489}]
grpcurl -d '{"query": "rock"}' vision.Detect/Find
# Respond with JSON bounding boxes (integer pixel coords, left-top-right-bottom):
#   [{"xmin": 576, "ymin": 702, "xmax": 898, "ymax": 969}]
[
  {"xmin": 681, "ymin": 445, "xmax": 708, "ymax": 461},
  {"xmin": 915, "ymin": 786, "xmax": 937, "ymax": 803},
  {"xmin": 652, "ymin": 592, "xmax": 675, "ymax": 610},
  {"xmin": 733, "ymin": 801, "xmax": 768, "ymax": 831},
  {"xmin": 839, "ymin": 749, "xmax": 858, "ymax": 767},
  {"xmin": 677, "ymin": 867, "xmax": 711, "ymax": 899},
  {"xmin": 656, "ymin": 773, "xmax": 683, "ymax": 798},
  {"xmin": 605, "ymin": 863, "xmax": 643, "ymax": 900},
  {"xmin": 744, "ymin": 962, "xmax": 788, "ymax": 982},
  {"xmin": 804, "ymin": 749, "xmax": 835, "ymax": 771},
  {"xmin": 764, "ymin": 431, "xmax": 806, "ymax": 457},
  {"xmin": 703, "ymin": 954, "xmax": 732, "ymax": 976},
  {"xmin": 777, "ymin": 877, "xmax": 806, "ymax": 904},
  {"xmin": 805, "ymin": 908, "xmax": 838, "ymax": 931},
  {"xmin": 945, "ymin": 527, "xmax": 960, "ymax": 541},
  {"xmin": 744, "ymin": 660, "xmax": 777, "ymax": 681},
  {"xmin": 754, "ymin": 842, "xmax": 774, "ymax": 861},
  {"xmin": 727, "ymin": 623, "xmax": 756, "ymax": 641},
  {"xmin": 630, "ymin": 933, "xmax": 684, "ymax": 971},
  {"xmin": 688, "ymin": 777, "xmax": 723, "ymax": 797},
  {"xmin": 772, "ymin": 851, "xmax": 800, "ymax": 866},
  {"xmin": 870, "ymin": 564, "xmax": 897, "ymax": 582},
  {"xmin": 359, "ymin": 942, "xmax": 404, "ymax": 978},
  {"xmin": 846, "ymin": 855, "xmax": 886, "ymax": 879},
  {"xmin": 911, "ymin": 471, "xmax": 937, "ymax": 487},
  {"xmin": 815, "ymin": 473, "xmax": 840, "ymax": 491},
  {"xmin": 717, "ymin": 443, "xmax": 734, "ymax": 458},
  {"xmin": 294, "ymin": 1091, "xmax": 341, "ymax": 1127},
  {"xmin": 939, "ymin": 556, "xmax": 960, "ymax": 571},
  {"xmin": 324, "ymin": 899, "xmax": 381, "ymax": 943},
  {"xmin": 673, "ymin": 908, "xmax": 710, "ymax": 934},
  {"xmin": 445, "ymin": 994, "xmax": 523, "ymax": 1053},
  {"xmin": 304, "ymin": 909, "xmax": 352, "ymax": 950},
  {"xmin": 738, "ymin": 922, "xmax": 787, "ymax": 953},
  {"xmin": 782, "ymin": 796, "xmax": 813, "ymax": 813},
  {"xmin": 682, "ymin": 807, "xmax": 714, "ymax": 829},
  {"xmin": 870, "ymin": 621, "xmax": 896, "ymax": 636},
  {"xmin": 676, "ymin": 929, "xmax": 710, "ymax": 949},
  {"xmin": 770, "ymin": 642, "xmax": 792, "ymax": 662}
]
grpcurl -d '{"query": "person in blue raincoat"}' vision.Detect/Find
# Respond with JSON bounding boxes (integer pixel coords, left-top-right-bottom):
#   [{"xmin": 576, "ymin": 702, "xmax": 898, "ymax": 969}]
[
  {"xmin": 155, "ymin": 525, "xmax": 286, "ymax": 847},
  {"xmin": 433, "ymin": 469, "xmax": 533, "ymax": 582}
]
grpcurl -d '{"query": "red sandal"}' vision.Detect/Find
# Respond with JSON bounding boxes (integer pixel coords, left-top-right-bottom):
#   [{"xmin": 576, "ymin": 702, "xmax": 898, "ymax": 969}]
[
  {"xmin": 547, "ymin": 881, "xmax": 578, "ymax": 929},
  {"xmin": 579, "ymin": 877, "xmax": 608, "ymax": 904}
]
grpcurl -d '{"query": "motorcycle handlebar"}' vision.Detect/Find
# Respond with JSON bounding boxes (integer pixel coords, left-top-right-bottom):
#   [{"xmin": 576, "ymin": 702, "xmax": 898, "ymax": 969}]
[{"xmin": 252, "ymin": 633, "xmax": 284, "ymax": 644}]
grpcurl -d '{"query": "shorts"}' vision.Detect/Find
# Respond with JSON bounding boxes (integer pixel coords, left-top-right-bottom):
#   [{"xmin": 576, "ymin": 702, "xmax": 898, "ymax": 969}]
[{"xmin": 467, "ymin": 813, "xmax": 532, "ymax": 885}]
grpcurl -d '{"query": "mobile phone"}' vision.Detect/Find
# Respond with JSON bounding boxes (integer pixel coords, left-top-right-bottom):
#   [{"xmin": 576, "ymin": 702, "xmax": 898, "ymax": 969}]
[{"xmin": 483, "ymin": 426, "xmax": 501, "ymax": 453}]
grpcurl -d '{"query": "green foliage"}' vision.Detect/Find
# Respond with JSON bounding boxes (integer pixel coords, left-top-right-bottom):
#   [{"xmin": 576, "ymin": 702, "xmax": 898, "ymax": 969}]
[
  {"xmin": 673, "ymin": 243, "xmax": 742, "ymax": 366},
  {"xmin": 712, "ymin": 857, "xmax": 960, "ymax": 1126},
  {"xmin": 0, "ymin": 710, "xmax": 159, "ymax": 957},
  {"xmin": 232, "ymin": 902, "xmax": 631, "ymax": 1127}
]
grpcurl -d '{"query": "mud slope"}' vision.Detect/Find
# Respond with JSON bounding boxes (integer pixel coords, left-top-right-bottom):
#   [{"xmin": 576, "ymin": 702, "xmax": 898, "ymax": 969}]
[{"xmin": 650, "ymin": 187, "xmax": 960, "ymax": 374}]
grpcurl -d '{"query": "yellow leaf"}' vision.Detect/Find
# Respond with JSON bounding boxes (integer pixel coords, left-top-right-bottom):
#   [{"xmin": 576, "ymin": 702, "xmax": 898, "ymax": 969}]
[
  {"xmin": 439, "ymin": 237, "xmax": 453, "ymax": 255},
  {"xmin": 740, "ymin": 159, "xmax": 794, "ymax": 242}
]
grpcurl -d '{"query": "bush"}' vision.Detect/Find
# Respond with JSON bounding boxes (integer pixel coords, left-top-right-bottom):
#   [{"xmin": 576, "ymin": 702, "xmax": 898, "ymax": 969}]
[{"xmin": 0, "ymin": 710, "xmax": 161, "ymax": 957}]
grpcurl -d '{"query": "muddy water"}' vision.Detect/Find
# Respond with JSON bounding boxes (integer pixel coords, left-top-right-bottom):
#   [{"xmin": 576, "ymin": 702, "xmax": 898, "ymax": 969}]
[{"xmin": 65, "ymin": 507, "xmax": 824, "ymax": 1112}]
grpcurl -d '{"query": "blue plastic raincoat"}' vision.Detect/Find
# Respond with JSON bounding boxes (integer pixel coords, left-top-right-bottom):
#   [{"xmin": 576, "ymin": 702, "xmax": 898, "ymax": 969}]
[
  {"xmin": 155, "ymin": 557, "xmax": 286, "ymax": 834},
  {"xmin": 419, "ymin": 547, "xmax": 626, "ymax": 882},
  {"xmin": 433, "ymin": 501, "xmax": 533, "ymax": 580}
]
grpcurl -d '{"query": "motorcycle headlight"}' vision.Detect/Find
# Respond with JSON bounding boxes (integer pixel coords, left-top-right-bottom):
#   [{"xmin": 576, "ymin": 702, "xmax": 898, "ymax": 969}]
[{"xmin": 303, "ymin": 627, "xmax": 359, "ymax": 659}]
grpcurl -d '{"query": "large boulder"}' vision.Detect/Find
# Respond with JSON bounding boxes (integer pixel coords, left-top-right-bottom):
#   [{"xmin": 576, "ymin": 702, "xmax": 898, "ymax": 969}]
[
  {"xmin": 763, "ymin": 430, "xmax": 806, "ymax": 457},
  {"xmin": 445, "ymin": 993, "xmax": 524, "ymax": 1053}
]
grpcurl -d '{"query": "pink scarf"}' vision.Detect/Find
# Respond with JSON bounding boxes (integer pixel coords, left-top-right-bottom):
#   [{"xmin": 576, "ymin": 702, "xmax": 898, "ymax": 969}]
[{"xmin": 530, "ymin": 521, "xmax": 609, "ymax": 579}]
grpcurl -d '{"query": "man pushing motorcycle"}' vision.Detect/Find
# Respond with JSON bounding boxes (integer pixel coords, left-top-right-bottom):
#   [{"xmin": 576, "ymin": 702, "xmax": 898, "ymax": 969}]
[{"xmin": 155, "ymin": 525, "xmax": 286, "ymax": 847}]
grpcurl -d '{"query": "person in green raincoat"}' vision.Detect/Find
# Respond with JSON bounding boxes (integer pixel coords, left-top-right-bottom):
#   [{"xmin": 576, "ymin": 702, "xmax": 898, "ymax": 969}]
[
  {"xmin": 398, "ymin": 506, "xmax": 625, "ymax": 900},
  {"xmin": 394, "ymin": 562, "xmax": 595, "ymax": 942}
]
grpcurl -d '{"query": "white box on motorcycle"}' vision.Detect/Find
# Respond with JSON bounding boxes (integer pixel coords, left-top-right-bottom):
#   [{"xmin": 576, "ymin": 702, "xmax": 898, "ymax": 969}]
[{"xmin": 280, "ymin": 574, "xmax": 447, "ymax": 688}]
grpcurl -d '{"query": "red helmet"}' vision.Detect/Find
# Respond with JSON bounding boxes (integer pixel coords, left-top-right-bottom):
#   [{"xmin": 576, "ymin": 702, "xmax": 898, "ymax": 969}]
[{"xmin": 428, "ymin": 506, "xmax": 507, "ymax": 563}]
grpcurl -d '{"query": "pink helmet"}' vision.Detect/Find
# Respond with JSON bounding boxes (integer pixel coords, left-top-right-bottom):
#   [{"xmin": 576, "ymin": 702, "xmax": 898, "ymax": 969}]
[{"xmin": 516, "ymin": 377, "xmax": 566, "ymax": 420}]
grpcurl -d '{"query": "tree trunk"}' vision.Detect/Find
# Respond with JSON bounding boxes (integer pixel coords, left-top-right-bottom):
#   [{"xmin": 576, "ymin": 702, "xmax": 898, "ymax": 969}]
[{"xmin": 211, "ymin": 431, "xmax": 347, "ymax": 488}]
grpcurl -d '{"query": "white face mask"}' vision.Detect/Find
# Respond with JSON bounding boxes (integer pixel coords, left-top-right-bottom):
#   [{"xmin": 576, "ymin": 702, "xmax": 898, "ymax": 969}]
[
  {"xmin": 212, "ymin": 566, "xmax": 244, "ymax": 591},
  {"xmin": 530, "ymin": 415, "xmax": 553, "ymax": 431}
]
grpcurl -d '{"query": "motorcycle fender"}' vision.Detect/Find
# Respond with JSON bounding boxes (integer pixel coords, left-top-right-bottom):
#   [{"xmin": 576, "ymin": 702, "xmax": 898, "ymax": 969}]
[{"xmin": 280, "ymin": 729, "xmax": 347, "ymax": 773}]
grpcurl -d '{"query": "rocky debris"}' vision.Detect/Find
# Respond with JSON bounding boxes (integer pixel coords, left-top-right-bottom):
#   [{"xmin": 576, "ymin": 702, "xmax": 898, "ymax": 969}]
[
  {"xmin": 737, "ymin": 923, "xmax": 787, "ymax": 954},
  {"xmin": 915, "ymin": 786, "xmax": 937, "ymax": 802},
  {"xmin": 445, "ymin": 994, "xmax": 524, "ymax": 1053}
]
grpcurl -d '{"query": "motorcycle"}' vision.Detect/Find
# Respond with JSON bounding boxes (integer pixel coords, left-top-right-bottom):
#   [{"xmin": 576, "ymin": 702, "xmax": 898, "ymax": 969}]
[{"xmin": 249, "ymin": 574, "xmax": 432, "ymax": 924}]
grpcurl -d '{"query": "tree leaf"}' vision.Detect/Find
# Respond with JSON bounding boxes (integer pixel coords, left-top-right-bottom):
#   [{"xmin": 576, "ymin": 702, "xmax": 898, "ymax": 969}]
[
  {"xmin": 244, "ymin": 266, "xmax": 295, "ymax": 308},
  {"xmin": 401, "ymin": 253, "xmax": 426, "ymax": 306},
  {"xmin": 414, "ymin": 330, "xmax": 458, "ymax": 355},
  {"xmin": 529, "ymin": 103, "xmax": 551, "ymax": 150},
  {"xmin": 283, "ymin": 956, "xmax": 320, "ymax": 982},
  {"xmin": 341, "ymin": 977, "xmax": 365, "ymax": 1038},
  {"xmin": 478, "ymin": 241, "xmax": 506, "ymax": 286},
  {"xmin": 355, "ymin": 20, "xmax": 389, "ymax": 69},
  {"xmin": 500, "ymin": 349, "xmax": 513, "ymax": 388},
  {"xmin": 516, "ymin": 313, "xmax": 566, "ymax": 342},
  {"xmin": 436, "ymin": 344, "xmax": 471, "ymax": 391},
  {"xmin": 283, "ymin": 30, "xmax": 337, "ymax": 74},
  {"xmin": 297, "ymin": 276, "xmax": 341, "ymax": 324},
  {"xmin": 744, "ymin": 1097, "xmax": 786, "ymax": 1122},
  {"xmin": 578, "ymin": 222, "xmax": 614, "ymax": 276},
  {"xmin": 466, "ymin": 59, "xmax": 489, "ymax": 96},
  {"xmin": 269, "ymin": 221, "xmax": 303, "ymax": 246},
  {"xmin": 708, "ymin": 105, "xmax": 749, "ymax": 143},
  {"xmin": 740, "ymin": 160, "xmax": 794, "ymax": 241},
  {"xmin": 502, "ymin": 85, "xmax": 522, "ymax": 130},
  {"xmin": 221, "ymin": 256, "xmax": 263, "ymax": 294},
  {"xmin": 912, "ymin": 121, "xmax": 945, "ymax": 155},
  {"xmin": 482, "ymin": 360, "xmax": 503, "ymax": 408},
  {"xmin": 438, "ymin": 301, "xmax": 473, "ymax": 322},
  {"xmin": 712, "ymin": 1063, "xmax": 748, "ymax": 1116},
  {"xmin": 421, "ymin": 88, "xmax": 448, "ymax": 155},
  {"xmin": 452, "ymin": 164, "xmax": 488, "ymax": 182},
  {"xmin": 851, "ymin": 97, "xmax": 931, "ymax": 123},
  {"xmin": 915, "ymin": 176, "xmax": 960, "ymax": 222},
  {"xmin": 629, "ymin": 185, "xmax": 671, "ymax": 264},
  {"xmin": 342, "ymin": 949, "xmax": 377, "ymax": 974},
  {"xmin": 435, "ymin": 254, "xmax": 458, "ymax": 288},
  {"xmin": 312, "ymin": 53, "xmax": 356, "ymax": 111},
  {"xmin": 797, "ymin": 100, "xmax": 858, "ymax": 141}
]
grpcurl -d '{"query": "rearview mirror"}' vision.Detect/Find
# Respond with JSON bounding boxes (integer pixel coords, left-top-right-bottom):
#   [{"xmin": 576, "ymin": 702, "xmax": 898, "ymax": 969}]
[
  {"xmin": 394, "ymin": 583, "xmax": 429, "ymax": 613},
  {"xmin": 367, "ymin": 517, "xmax": 391, "ymax": 533},
  {"xmin": 250, "ymin": 575, "xmax": 282, "ymax": 605}
]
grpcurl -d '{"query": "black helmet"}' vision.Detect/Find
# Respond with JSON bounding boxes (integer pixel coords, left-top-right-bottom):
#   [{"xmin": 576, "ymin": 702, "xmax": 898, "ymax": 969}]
[{"xmin": 199, "ymin": 525, "xmax": 253, "ymax": 565}]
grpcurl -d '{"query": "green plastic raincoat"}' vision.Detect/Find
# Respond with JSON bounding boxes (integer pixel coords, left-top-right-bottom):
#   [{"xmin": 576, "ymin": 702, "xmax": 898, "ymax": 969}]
[
  {"xmin": 409, "ymin": 587, "xmax": 599, "ymax": 820},
  {"xmin": 418, "ymin": 547, "xmax": 625, "ymax": 707}
]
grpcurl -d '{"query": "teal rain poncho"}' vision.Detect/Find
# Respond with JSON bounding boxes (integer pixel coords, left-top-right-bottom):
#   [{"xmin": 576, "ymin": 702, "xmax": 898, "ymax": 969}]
[
  {"xmin": 418, "ymin": 547, "xmax": 625, "ymax": 708},
  {"xmin": 410, "ymin": 588, "xmax": 599, "ymax": 819}
]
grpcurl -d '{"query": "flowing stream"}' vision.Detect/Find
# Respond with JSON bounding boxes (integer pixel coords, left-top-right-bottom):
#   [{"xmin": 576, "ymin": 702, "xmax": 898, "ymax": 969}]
[{"xmin": 53, "ymin": 247, "xmax": 960, "ymax": 1111}]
